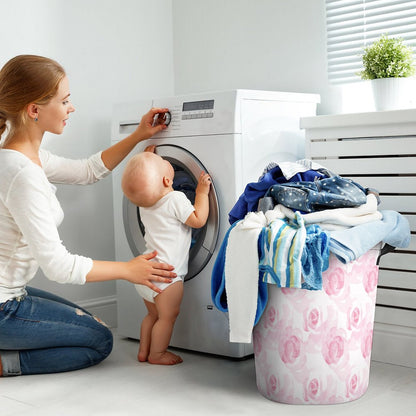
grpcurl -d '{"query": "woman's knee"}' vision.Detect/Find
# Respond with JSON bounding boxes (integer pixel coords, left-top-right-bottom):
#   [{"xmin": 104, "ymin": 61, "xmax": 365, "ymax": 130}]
[
  {"xmin": 92, "ymin": 319, "xmax": 114, "ymax": 360},
  {"xmin": 77, "ymin": 312, "xmax": 113, "ymax": 361}
]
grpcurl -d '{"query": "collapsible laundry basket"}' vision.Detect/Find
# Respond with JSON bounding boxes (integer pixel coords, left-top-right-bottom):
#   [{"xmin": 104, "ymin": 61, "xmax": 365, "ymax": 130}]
[{"xmin": 253, "ymin": 248, "xmax": 380, "ymax": 404}]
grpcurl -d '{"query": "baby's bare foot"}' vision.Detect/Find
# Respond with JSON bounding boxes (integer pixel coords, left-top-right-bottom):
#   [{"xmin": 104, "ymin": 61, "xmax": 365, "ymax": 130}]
[
  {"xmin": 137, "ymin": 342, "xmax": 150, "ymax": 362},
  {"xmin": 148, "ymin": 351, "xmax": 183, "ymax": 365},
  {"xmin": 137, "ymin": 349, "xmax": 148, "ymax": 362}
]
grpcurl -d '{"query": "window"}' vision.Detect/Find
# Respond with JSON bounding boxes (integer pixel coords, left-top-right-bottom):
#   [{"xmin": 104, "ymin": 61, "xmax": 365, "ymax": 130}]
[{"xmin": 326, "ymin": 0, "xmax": 416, "ymax": 83}]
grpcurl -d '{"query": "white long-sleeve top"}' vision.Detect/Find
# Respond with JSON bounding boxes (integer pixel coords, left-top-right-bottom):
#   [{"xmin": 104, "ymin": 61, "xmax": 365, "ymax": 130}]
[{"xmin": 0, "ymin": 148, "xmax": 111, "ymax": 303}]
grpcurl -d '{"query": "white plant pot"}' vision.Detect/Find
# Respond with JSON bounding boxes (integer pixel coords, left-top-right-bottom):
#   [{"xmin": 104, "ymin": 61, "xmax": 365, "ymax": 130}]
[{"xmin": 371, "ymin": 77, "xmax": 414, "ymax": 111}]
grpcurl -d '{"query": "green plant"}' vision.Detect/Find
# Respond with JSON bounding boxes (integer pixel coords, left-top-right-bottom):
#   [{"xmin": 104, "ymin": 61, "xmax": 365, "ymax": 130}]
[{"xmin": 359, "ymin": 35, "xmax": 415, "ymax": 80}]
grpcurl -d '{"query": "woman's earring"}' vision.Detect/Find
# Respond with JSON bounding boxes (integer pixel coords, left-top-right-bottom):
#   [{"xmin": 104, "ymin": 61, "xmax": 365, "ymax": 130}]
[{"xmin": 34, "ymin": 117, "xmax": 38, "ymax": 122}]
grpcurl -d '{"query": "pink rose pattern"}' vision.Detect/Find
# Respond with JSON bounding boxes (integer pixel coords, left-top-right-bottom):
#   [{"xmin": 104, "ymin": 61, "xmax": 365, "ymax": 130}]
[{"xmin": 253, "ymin": 249, "xmax": 379, "ymax": 404}]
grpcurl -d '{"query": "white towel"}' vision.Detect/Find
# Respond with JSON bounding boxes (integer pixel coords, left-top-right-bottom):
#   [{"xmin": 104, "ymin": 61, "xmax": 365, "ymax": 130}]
[
  {"xmin": 225, "ymin": 208, "xmax": 284, "ymax": 343},
  {"xmin": 278, "ymin": 193, "xmax": 382, "ymax": 230}
]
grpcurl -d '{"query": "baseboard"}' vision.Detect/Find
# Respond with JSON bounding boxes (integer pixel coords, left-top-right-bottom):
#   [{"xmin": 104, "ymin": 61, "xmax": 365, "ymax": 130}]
[
  {"xmin": 74, "ymin": 297, "xmax": 415, "ymax": 368},
  {"xmin": 77, "ymin": 295, "xmax": 118, "ymax": 328},
  {"xmin": 372, "ymin": 323, "xmax": 416, "ymax": 368}
]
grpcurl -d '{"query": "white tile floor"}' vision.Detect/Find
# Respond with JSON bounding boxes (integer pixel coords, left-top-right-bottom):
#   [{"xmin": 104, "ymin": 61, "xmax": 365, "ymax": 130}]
[{"xmin": 1, "ymin": 330, "xmax": 415, "ymax": 416}]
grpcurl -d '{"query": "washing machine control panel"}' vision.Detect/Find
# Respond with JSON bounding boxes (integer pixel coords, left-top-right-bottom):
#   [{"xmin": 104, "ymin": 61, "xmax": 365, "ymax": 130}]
[
  {"xmin": 115, "ymin": 91, "xmax": 244, "ymax": 138},
  {"xmin": 152, "ymin": 91, "xmax": 239, "ymax": 137},
  {"xmin": 155, "ymin": 100, "xmax": 215, "ymax": 129},
  {"xmin": 152, "ymin": 111, "xmax": 172, "ymax": 127},
  {"xmin": 181, "ymin": 99, "xmax": 214, "ymax": 120}
]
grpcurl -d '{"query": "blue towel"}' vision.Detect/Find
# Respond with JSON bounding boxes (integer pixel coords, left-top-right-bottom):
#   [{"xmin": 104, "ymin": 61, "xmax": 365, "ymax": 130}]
[
  {"xmin": 211, "ymin": 221, "xmax": 268, "ymax": 325},
  {"xmin": 328, "ymin": 210, "xmax": 411, "ymax": 263},
  {"xmin": 301, "ymin": 224, "xmax": 330, "ymax": 290},
  {"xmin": 259, "ymin": 213, "xmax": 330, "ymax": 290},
  {"xmin": 259, "ymin": 213, "xmax": 306, "ymax": 288}
]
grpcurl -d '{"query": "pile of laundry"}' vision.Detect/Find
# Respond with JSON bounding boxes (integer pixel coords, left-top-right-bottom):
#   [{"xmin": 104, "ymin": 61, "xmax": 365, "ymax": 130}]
[{"xmin": 211, "ymin": 159, "xmax": 411, "ymax": 343}]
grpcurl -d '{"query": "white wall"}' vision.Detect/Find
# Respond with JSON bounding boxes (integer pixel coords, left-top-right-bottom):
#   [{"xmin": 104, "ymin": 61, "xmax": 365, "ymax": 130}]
[
  {"xmin": 2, "ymin": 0, "xmax": 358, "ymax": 322},
  {"xmin": 172, "ymin": 0, "xmax": 343, "ymax": 115},
  {"xmin": 1, "ymin": 0, "xmax": 174, "ymax": 315}
]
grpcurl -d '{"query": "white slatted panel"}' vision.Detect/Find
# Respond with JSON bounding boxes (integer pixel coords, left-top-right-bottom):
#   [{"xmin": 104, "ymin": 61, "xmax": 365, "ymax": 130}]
[
  {"xmin": 377, "ymin": 287, "xmax": 416, "ymax": 308},
  {"xmin": 375, "ymin": 306, "xmax": 416, "ymax": 326},
  {"xmin": 379, "ymin": 269, "xmax": 416, "ymax": 289},
  {"xmin": 308, "ymin": 133, "xmax": 416, "ymax": 330},
  {"xmin": 309, "ymin": 136, "xmax": 416, "ymax": 157},
  {"xmin": 345, "ymin": 176, "xmax": 416, "ymax": 193},
  {"xmin": 304, "ymin": 111, "xmax": 416, "ymax": 367},
  {"xmin": 312, "ymin": 156, "xmax": 416, "ymax": 175},
  {"xmin": 326, "ymin": 0, "xmax": 416, "ymax": 83},
  {"xmin": 379, "ymin": 253, "xmax": 416, "ymax": 270}
]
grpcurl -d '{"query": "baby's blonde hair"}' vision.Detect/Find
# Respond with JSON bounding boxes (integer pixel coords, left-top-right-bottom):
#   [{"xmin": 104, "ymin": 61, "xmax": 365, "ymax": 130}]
[{"xmin": 122, "ymin": 152, "xmax": 168, "ymax": 207}]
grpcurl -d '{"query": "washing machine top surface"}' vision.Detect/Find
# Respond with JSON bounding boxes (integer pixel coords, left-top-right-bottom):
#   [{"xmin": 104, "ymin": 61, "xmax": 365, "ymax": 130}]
[{"xmin": 113, "ymin": 89, "xmax": 320, "ymax": 141}]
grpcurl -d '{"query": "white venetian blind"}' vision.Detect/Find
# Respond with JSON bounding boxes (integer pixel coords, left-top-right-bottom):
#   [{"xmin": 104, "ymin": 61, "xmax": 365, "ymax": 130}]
[{"xmin": 326, "ymin": 0, "xmax": 416, "ymax": 83}]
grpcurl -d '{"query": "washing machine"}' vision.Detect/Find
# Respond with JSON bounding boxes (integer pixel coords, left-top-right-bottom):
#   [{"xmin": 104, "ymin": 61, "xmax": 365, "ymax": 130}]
[{"xmin": 112, "ymin": 89, "xmax": 319, "ymax": 358}]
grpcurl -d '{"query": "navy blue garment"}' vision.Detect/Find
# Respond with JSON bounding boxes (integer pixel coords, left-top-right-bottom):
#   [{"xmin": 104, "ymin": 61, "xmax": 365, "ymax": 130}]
[
  {"xmin": 268, "ymin": 176, "xmax": 367, "ymax": 213},
  {"xmin": 228, "ymin": 166, "xmax": 328, "ymax": 224}
]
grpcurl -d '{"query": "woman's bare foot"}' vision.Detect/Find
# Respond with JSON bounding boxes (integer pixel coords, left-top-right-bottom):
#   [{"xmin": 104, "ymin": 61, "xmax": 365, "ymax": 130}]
[{"xmin": 148, "ymin": 351, "xmax": 183, "ymax": 365}]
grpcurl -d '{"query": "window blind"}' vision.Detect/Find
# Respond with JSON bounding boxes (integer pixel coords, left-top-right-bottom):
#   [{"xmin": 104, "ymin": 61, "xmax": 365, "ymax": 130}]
[{"xmin": 326, "ymin": 0, "xmax": 416, "ymax": 83}]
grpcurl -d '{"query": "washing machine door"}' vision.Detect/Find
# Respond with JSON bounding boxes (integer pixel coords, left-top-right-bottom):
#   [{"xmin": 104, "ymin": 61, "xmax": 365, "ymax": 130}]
[{"xmin": 123, "ymin": 144, "xmax": 220, "ymax": 281}]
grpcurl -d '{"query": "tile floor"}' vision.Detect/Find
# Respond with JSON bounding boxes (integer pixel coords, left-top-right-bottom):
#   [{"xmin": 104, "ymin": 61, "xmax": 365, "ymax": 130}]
[{"xmin": 1, "ymin": 330, "xmax": 415, "ymax": 416}]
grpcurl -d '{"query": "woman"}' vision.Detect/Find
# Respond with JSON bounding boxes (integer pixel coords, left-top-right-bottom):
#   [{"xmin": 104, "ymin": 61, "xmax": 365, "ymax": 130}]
[{"xmin": 0, "ymin": 55, "xmax": 175, "ymax": 376}]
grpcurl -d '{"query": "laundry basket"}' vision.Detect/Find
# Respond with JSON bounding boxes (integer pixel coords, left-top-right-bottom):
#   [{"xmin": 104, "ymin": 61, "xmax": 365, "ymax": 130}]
[{"xmin": 253, "ymin": 247, "xmax": 380, "ymax": 404}]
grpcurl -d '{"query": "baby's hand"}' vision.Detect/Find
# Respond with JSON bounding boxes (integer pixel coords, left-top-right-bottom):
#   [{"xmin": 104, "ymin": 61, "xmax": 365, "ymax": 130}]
[
  {"xmin": 196, "ymin": 172, "xmax": 211, "ymax": 195},
  {"xmin": 144, "ymin": 145, "xmax": 156, "ymax": 153}
]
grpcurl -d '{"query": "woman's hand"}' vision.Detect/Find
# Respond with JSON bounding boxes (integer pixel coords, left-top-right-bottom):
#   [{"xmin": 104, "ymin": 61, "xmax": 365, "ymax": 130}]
[
  {"xmin": 100, "ymin": 108, "xmax": 169, "ymax": 171},
  {"xmin": 134, "ymin": 107, "xmax": 169, "ymax": 142},
  {"xmin": 144, "ymin": 144, "xmax": 156, "ymax": 153},
  {"xmin": 125, "ymin": 251, "xmax": 176, "ymax": 293},
  {"xmin": 87, "ymin": 251, "xmax": 175, "ymax": 291}
]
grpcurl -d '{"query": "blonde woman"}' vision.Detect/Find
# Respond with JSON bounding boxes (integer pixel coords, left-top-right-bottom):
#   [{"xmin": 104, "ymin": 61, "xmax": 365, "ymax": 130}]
[{"xmin": 0, "ymin": 55, "xmax": 175, "ymax": 376}]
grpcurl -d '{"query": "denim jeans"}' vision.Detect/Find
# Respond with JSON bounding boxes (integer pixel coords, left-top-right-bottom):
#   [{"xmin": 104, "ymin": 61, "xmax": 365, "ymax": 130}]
[
  {"xmin": 268, "ymin": 175, "xmax": 368, "ymax": 213},
  {"xmin": 0, "ymin": 287, "xmax": 113, "ymax": 376}
]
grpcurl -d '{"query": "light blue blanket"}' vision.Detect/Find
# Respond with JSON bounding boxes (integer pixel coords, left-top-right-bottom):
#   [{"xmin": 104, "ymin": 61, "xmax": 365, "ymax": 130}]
[{"xmin": 328, "ymin": 210, "xmax": 411, "ymax": 263}]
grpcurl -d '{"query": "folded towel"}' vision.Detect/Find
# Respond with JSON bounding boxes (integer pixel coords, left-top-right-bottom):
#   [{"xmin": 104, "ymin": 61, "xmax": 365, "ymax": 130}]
[
  {"xmin": 328, "ymin": 210, "xmax": 411, "ymax": 263},
  {"xmin": 278, "ymin": 193, "xmax": 382, "ymax": 230}
]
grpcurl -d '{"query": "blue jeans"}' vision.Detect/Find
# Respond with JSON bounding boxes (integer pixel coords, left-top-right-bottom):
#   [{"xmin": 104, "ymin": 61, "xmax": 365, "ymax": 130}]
[
  {"xmin": 0, "ymin": 287, "xmax": 113, "ymax": 376},
  {"xmin": 268, "ymin": 175, "xmax": 368, "ymax": 213}
]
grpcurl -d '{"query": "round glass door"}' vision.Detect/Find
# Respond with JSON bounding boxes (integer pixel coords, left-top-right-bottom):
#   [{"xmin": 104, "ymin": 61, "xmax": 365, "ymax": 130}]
[{"xmin": 123, "ymin": 144, "xmax": 220, "ymax": 281}]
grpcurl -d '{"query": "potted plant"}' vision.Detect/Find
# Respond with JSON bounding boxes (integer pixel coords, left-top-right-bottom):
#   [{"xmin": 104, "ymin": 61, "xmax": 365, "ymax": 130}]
[{"xmin": 359, "ymin": 35, "xmax": 416, "ymax": 111}]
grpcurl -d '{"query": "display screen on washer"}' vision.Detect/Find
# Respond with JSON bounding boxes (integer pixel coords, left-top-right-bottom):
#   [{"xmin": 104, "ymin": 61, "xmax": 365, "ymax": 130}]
[{"xmin": 182, "ymin": 100, "xmax": 214, "ymax": 112}]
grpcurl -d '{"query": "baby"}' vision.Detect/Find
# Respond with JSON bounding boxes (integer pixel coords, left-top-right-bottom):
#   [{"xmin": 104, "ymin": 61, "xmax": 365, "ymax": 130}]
[{"xmin": 121, "ymin": 146, "xmax": 211, "ymax": 365}]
